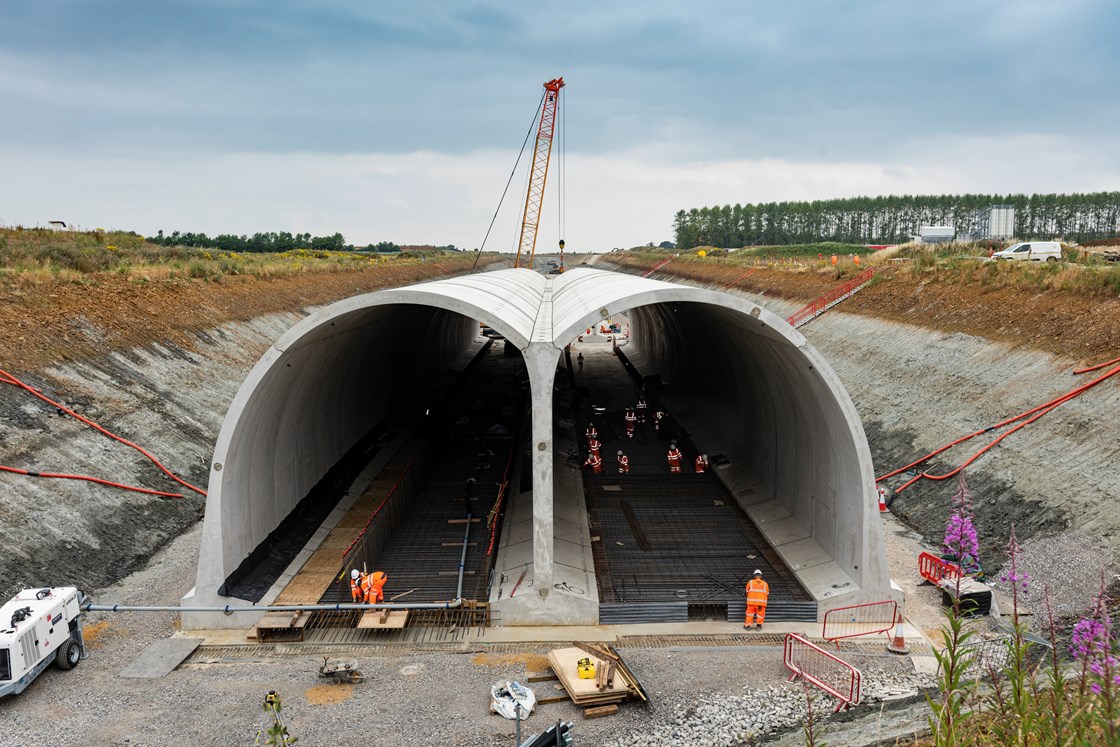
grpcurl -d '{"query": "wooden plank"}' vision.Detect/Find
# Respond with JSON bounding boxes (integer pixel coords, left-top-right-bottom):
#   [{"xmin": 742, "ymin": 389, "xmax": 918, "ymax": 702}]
[
  {"xmin": 447, "ymin": 518, "xmax": 482, "ymax": 524},
  {"xmin": 573, "ymin": 642, "xmax": 619, "ymax": 663},
  {"xmin": 583, "ymin": 705, "xmax": 619, "ymax": 719},
  {"xmin": 527, "ymin": 673, "xmax": 560, "ymax": 683},
  {"xmin": 256, "ymin": 611, "xmax": 310, "ymax": 630},
  {"xmin": 357, "ymin": 610, "xmax": 409, "ymax": 630},
  {"xmin": 537, "ymin": 694, "xmax": 570, "ymax": 705}
]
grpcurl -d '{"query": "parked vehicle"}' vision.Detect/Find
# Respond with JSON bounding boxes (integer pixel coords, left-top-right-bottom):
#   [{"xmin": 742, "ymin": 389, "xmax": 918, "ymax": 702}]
[
  {"xmin": 991, "ymin": 241, "xmax": 1062, "ymax": 262},
  {"xmin": 0, "ymin": 587, "xmax": 85, "ymax": 699}
]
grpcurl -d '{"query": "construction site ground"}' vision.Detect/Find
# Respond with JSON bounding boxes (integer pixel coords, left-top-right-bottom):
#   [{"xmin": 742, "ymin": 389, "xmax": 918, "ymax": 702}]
[{"xmin": 3, "ymin": 256, "xmax": 1120, "ymax": 744}]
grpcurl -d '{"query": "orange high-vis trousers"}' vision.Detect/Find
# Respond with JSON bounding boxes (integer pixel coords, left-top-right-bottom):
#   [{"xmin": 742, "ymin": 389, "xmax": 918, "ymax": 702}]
[{"xmin": 746, "ymin": 604, "xmax": 766, "ymax": 625}]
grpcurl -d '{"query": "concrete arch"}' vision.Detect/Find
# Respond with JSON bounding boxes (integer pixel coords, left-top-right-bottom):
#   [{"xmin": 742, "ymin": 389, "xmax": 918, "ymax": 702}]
[{"xmin": 185, "ymin": 267, "xmax": 893, "ymax": 626}]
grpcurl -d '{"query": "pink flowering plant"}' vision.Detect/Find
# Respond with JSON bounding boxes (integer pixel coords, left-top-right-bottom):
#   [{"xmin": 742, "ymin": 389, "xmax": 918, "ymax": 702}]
[{"xmin": 943, "ymin": 475, "xmax": 980, "ymax": 574}]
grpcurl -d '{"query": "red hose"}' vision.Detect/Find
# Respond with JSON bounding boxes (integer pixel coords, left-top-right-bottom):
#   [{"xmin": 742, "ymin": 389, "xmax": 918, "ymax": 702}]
[
  {"xmin": 880, "ymin": 360, "xmax": 1120, "ymax": 494},
  {"xmin": 0, "ymin": 367, "xmax": 207, "ymax": 497},
  {"xmin": 1074, "ymin": 355, "xmax": 1120, "ymax": 375},
  {"xmin": 0, "ymin": 464, "xmax": 184, "ymax": 498}
]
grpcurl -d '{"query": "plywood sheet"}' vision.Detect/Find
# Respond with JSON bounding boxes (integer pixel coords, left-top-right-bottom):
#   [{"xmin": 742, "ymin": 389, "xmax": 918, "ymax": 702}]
[
  {"xmin": 274, "ymin": 571, "xmax": 338, "ymax": 604},
  {"xmin": 357, "ymin": 610, "xmax": 409, "ymax": 629},
  {"xmin": 547, "ymin": 647, "xmax": 629, "ymax": 703}
]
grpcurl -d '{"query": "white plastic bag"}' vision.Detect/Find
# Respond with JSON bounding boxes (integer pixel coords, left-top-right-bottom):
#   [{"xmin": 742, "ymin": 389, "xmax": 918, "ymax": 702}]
[{"xmin": 490, "ymin": 680, "xmax": 536, "ymax": 720}]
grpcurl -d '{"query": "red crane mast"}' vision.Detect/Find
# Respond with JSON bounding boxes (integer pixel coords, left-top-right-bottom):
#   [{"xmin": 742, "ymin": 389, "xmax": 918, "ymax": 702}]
[{"xmin": 514, "ymin": 77, "xmax": 564, "ymax": 270}]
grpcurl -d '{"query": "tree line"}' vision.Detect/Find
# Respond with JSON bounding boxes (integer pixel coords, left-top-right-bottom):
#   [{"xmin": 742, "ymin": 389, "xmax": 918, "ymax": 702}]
[
  {"xmin": 673, "ymin": 192, "xmax": 1120, "ymax": 249},
  {"xmin": 147, "ymin": 229, "xmax": 350, "ymax": 252}
]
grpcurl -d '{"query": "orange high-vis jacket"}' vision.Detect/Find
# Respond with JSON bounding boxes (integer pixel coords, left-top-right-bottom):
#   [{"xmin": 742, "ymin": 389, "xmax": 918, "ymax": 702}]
[
  {"xmin": 746, "ymin": 577, "xmax": 770, "ymax": 606},
  {"xmin": 350, "ymin": 575, "xmax": 364, "ymax": 601},
  {"xmin": 365, "ymin": 571, "xmax": 387, "ymax": 603}
]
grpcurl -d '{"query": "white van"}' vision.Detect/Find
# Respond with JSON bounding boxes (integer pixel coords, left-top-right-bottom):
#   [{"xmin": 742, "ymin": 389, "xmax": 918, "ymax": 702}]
[{"xmin": 991, "ymin": 241, "xmax": 1062, "ymax": 262}]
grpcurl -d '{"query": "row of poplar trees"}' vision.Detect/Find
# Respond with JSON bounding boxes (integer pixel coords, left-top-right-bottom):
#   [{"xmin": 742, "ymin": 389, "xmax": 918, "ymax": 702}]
[{"xmin": 673, "ymin": 192, "xmax": 1120, "ymax": 249}]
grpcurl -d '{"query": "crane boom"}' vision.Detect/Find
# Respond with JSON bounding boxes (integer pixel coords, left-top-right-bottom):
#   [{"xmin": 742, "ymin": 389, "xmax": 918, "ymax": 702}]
[{"xmin": 514, "ymin": 77, "xmax": 564, "ymax": 270}]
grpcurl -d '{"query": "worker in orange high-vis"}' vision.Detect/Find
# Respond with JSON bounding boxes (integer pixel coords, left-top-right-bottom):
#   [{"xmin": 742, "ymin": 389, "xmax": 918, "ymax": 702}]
[
  {"xmin": 364, "ymin": 570, "xmax": 388, "ymax": 604},
  {"xmin": 584, "ymin": 451, "xmax": 603, "ymax": 474},
  {"xmin": 745, "ymin": 569, "xmax": 770, "ymax": 630},
  {"xmin": 616, "ymin": 450, "xmax": 630, "ymax": 475},
  {"xmin": 624, "ymin": 409, "xmax": 637, "ymax": 439},
  {"xmin": 349, "ymin": 569, "xmax": 366, "ymax": 603},
  {"xmin": 587, "ymin": 437, "xmax": 602, "ymax": 458},
  {"xmin": 666, "ymin": 441, "xmax": 683, "ymax": 474},
  {"xmin": 585, "ymin": 423, "xmax": 598, "ymax": 443},
  {"xmin": 695, "ymin": 453, "xmax": 709, "ymax": 473}
]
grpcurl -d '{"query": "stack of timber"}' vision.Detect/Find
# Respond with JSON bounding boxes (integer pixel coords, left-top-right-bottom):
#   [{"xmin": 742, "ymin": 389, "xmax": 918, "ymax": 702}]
[{"xmin": 545, "ymin": 643, "xmax": 648, "ymax": 717}]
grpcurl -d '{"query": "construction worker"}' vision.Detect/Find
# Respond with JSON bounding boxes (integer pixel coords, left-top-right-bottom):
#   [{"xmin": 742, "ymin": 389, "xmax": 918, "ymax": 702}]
[
  {"xmin": 695, "ymin": 453, "xmax": 709, "ymax": 473},
  {"xmin": 624, "ymin": 409, "xmax": 637, "ymax": 439},
  {"xmin": 745, "ymin": 569, "xmax": 770, "ymax": 630},
  {"xmin": 654, "ymin": 409, "xmax": 666, "ymax": 433},
  {"xmin": 636, "ymin": 398, "xmax": 647, "ymax": 424},
  {"xmin": 584, "ymin": 450, "xmax": 603, "ymax": 474},
  {"xmin": 364, "ymin": 570, "xmax": 387, "ymax": 604},
  {"xmin": 349, "ymin": 569, "xmax": 366, "ymax": 603},
  {"xmin": 585, "ymin": 422, "xmax": 598, "ymax": 443},
  {"xmin": 666, "ymin": 441, "xmax": 683, "ymax": 474},
  {"xmin": 587, "ymin": 436, "xmax": 601, "ymax": 457},
  {"xmin": 616, "ymin": 450, "xmax": 630, "ymax": 475},
  {"xmin": 577, "ymin": 352, "xmax": 584, "ymax": 371}
]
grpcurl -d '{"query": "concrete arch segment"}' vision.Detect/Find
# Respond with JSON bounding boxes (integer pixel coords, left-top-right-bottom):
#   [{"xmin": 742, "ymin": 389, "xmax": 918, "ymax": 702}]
[{"xmin": 183, "ymin": 267, "xmax": 894, "ymax": 627}]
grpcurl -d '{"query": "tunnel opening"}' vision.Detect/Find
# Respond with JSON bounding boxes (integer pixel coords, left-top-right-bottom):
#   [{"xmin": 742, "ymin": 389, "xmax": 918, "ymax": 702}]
[{"xmin": 568, "ymin": 317, "xmax": 815, "ymax": 625}]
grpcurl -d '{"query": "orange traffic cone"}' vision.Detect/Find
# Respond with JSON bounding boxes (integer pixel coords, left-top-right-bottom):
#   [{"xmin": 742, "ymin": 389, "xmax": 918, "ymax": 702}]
[
  {"xmin": 887, "ymin": 612, "xmax": 910, "ymax": 655},
  {"xmin": 877, "ymin": 487, "xmax": 889, "ymax": 513}
]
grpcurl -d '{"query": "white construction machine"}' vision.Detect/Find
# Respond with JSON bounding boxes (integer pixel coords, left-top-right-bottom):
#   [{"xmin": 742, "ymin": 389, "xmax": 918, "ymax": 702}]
[{"xmin": 0, "ymin": 587, "xmax": 86, "ymax": 699}]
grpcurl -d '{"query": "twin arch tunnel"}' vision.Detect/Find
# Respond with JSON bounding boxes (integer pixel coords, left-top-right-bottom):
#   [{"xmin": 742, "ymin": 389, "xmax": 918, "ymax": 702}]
[{"xmin": 182, "ymin": 267, "xmax": 896, "ymax": 629}]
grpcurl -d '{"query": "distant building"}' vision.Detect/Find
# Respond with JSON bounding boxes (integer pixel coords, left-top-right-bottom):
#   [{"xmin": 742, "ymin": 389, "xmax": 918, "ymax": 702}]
[
  {"xmin": 971, "ymin": 205, "xmax": 1016, "ymax": 240},
  {"xmin": 919, "ymin": 225, "xmax": 955, "ymax": 243}
]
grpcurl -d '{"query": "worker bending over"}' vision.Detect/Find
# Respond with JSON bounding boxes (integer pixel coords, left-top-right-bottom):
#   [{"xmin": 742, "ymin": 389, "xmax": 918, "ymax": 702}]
[
  {"xmin": 616, "ymin": 450, "xmax": 630, "ymax": 475},
  {"xmin": 695, "ymin": 453, "xmax": 709, "ymax": 473},
  {"xmin": 364, "ymin": 570, "xmax": 388, "ymax": 604},
  {"xmin": 584, "ymin": 451, "xmax": 603, "ymax": 474},
  {"xmin": 349, "ymin": 569, "xmax": 366, "ymax": 603},
  {"xmin": 745, "ymin": 569, "xmax": 769, "ymax": 630}
]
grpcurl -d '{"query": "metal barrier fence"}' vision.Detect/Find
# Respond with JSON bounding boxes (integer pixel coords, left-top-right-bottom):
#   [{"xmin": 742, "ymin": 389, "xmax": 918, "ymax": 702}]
[
  {"xmin": 783, "ymin": 633, "xmax": 862, "ymax": 711},
  {"xmin": 918, "ymin": 551, "xmax": 961, "ymax": 585},
  {"xmin": 821, "ymin": 600, "xmax": 898, "ymax": 647},
  {"xmin": 786, "ymin": 268, "xmax": 876, "ymax": 328}
]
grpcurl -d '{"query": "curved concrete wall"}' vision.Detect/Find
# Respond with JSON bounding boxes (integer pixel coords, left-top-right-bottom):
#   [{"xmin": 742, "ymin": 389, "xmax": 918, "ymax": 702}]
[{"xmin": 184, "ymin": 268, "xmax": 891, "ymax": 626}]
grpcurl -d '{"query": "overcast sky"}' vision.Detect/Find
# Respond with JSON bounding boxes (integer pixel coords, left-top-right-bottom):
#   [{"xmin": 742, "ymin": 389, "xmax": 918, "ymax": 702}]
[{"xmin": 2, "ymin": 1, "xmax": 1117, "ymax": 250}]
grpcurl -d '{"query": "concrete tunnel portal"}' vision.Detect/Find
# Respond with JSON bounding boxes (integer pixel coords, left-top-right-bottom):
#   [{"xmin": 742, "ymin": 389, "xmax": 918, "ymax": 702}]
[{"xmin": 183, "ymin": 267, "xmax": 897, "ymax": 629}]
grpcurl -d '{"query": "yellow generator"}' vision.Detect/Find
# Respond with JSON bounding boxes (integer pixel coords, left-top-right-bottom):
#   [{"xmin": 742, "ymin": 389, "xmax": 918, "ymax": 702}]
[{"xmin": 576, "ymin": 657, "xmax": 596, "ymax": 679}]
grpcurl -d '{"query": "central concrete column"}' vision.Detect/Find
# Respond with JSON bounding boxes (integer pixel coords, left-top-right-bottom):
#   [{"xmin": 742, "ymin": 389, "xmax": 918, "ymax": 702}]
[{"xmin": 524, "ymin": 283, "xmax": 560, "ymax": 595}]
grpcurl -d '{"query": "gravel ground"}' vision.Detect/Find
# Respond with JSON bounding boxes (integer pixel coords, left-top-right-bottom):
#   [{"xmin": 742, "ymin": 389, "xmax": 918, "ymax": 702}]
[{"xmin": 2, "ymin": 520, "xmax": 936, "ymax": 747}]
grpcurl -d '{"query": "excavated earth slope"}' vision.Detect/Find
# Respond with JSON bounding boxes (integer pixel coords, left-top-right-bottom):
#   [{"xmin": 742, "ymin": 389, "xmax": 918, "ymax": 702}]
[{"xmin": 2, "ymin": 256, "xmax": 1119, "ymax": 620}]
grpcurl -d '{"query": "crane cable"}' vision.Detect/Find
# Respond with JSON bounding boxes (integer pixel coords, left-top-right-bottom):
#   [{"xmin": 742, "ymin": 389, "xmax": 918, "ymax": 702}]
[
  {"xmin": 471, "ymin": 90, "xmax": 547, "ymax": 274},
  {"xmin": 557, "ymin": 85, "xmax": 566, "ymax": 268},
  {"xmin": 0, "ymin": 367, "xmax": 206, "ymax": 497}
]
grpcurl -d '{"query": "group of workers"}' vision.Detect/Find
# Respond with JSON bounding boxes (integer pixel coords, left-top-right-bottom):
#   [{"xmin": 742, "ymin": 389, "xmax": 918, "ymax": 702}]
[
  {"xmin": 582, "ymin": 398, "xmax": 710, "ymax": 476},
  {"xmin": 349, "ymin": 568, "xmax": 388, "ymax": 605}
]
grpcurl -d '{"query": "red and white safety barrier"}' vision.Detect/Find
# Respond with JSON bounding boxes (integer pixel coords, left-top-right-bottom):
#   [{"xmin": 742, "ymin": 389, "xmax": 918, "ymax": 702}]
[
  {"xmin": 783, "ymin": 633, "xmax": 862, "ymax": 711},
  {"xmin": 918, "ymin": 551, "xmax": 961, "ymax": 585},
  {"xmin": 821, "ymin": 600, "xmax": 898, "ymax": 648}
]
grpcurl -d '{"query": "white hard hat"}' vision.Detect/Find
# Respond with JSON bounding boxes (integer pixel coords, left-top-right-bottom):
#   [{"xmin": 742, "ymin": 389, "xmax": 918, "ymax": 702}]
[
  {"xmin": 351, "ymin": 569, "xmax": 360, "ymax": 579},
  {"xmin": 617, "ymin": 450, "xmax": 623, "ymax": 455},
  {"xmin": 753, "ymin": 569, "xmax": 762, "ymax": 576}
]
